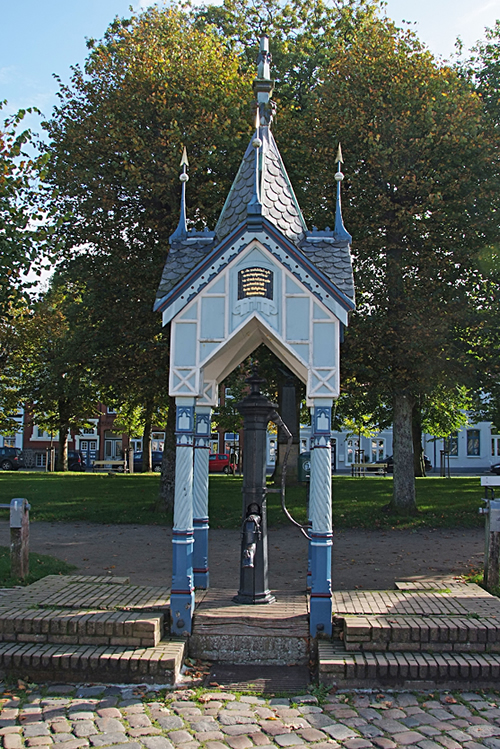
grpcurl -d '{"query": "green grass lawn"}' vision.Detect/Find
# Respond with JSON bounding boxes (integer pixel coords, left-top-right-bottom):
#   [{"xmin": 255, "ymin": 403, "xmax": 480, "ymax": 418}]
[
  {"xmin": 0, "ymin": 546, "xmax": 76, "ymax": 586},
  {"xmin": 0, "ymin": 471, "xmax": 486, "ymax": 530}
]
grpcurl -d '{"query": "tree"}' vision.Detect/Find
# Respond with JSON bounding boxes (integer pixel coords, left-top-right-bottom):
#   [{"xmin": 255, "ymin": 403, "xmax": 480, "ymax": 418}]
[
  {"xmin": 43, "ymin": 7, "xmax": 254, "ymax": 502},
  {"xmin": 276, "ymin": 14, "xmax": 497, "ymax": 512},
  {"xmin": 12, "ymin": 280, "xmax": 99, "ymax": 470},
  {"xmin": 43, "ymin": 0, "xmax": 499, "ymax": 513},
  {"xmin": 0, "ymin": 105, "xmax": 52, "ymax": 319}
]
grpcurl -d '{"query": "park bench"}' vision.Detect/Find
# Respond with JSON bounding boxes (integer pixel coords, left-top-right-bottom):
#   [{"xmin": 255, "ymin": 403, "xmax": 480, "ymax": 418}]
[
  {"xmin": 351, "ymin": 462, "xmax": 388, "ymax": 477},
  {"xmin": 91, "ymin": 459, "xmax": 127, "ymax": 473}
]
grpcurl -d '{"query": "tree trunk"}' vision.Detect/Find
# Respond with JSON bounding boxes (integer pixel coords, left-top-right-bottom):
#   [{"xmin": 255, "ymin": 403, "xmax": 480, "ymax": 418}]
[
  {"xmin": 391, "ymin": 391, "xmax": 418, "ymax": 514},
  {"xmin": 412, "ymin": 402, "xmax": 426, "ymax": 477},
  {"xmin": 57, "ymin": 398, "xmax": 70, "ymax": 471},
  {"xmin": 157, "ymin": 395, "xmax": 176, "ymax": 515},
  {"xmin": 58, "ymin": 423, "xmax": 69, "ymax": 472},
  {"xmin": 142, "ymin": 402, "xmax": 154, "ymax": 472},
  {"xmin": 272, "ymin": 380, "xmax": 300, "ymax": 486}
]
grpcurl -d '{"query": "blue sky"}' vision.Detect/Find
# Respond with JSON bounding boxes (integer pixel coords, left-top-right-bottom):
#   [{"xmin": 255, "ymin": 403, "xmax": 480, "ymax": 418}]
[{"xmin": 2, "ymin": 0, "xmax": 500, "ymax": 127}]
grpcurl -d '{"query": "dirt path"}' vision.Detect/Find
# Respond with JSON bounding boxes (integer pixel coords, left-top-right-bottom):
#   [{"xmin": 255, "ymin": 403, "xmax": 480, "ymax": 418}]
[{"xmin": 0, "ymin": 521, "xmax": 484, "ymax": 591}]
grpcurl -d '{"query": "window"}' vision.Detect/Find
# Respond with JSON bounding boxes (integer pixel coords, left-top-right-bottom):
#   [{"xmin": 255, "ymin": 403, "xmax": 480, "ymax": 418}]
[
  {"xmin": 35, "ymin": 453, "xmax": 46, "ymax": 467},
  {"xmin": 346, "ymin": 439, "xmax": 360, "ymax": 465},
  {"xmin": 446, "ymin": 432, "xmax": 458, "ymax": 457},
  {"xmin": 492, "ymin": 436, "xmax": 500, "ymax": 457},
  {"xmin": 3, "ymin": 437, "xmax": 15, "ymax": 448},
  {"xmin": 467, "ymin": 429, "xmax": 480, "ymax": 456},
  {"xmin": 37, "ymin": 427, "xmax": 45, "ymax": 438},
  {"xmin": 83, "ymin": 427, "xmax": 95, "ymax": 435},
  {"xmin": 371, "ymin": 439, "xmax": 384, "ymax": 462}
]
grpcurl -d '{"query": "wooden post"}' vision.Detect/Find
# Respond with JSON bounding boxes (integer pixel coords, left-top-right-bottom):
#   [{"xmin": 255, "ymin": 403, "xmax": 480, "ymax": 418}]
[{"xmin": 10, "ymin": 498, "xmax": 29, "ymax": 580}]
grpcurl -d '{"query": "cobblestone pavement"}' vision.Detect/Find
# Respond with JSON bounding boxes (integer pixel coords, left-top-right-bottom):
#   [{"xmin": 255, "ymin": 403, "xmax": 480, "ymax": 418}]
[{"xmin": 2, "ymin": 685, "xmax": 500, "ymax": 749}]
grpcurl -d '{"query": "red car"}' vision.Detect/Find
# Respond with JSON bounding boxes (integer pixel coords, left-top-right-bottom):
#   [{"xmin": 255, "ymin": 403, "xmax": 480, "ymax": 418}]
[{"xmin": 209, "ymin": 453, "xmax": 236, "ymax": 474}]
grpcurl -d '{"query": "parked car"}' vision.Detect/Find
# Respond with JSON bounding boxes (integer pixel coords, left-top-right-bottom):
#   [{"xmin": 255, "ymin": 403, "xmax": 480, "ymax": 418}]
[
  {"xmin": 490, "ymin": 463, "xmax": 500, "ymax": 475},
  {"xmin": 209, "ymin": 453, "xmax": 236, "ymax": 474},
  {"xmin": 47, "ymin": 450, "xmax": 85, "ymax": 472},
  {"xmin": 0, "ymin": 447, "xmax": 24, "ymax": 471},
  {"xmin": 133, "ymin": 451, "xmax": 163, "ymax": 473},
  {"xmin": 376, "ymin": 455, "xmax": 432, "ymax": 473}
]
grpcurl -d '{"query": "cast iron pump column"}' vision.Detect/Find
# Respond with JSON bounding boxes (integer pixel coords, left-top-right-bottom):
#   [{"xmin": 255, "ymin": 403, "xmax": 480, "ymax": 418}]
[{"xmin": 233, "ymin": 373, "xmax": 276, "ymax": 604}]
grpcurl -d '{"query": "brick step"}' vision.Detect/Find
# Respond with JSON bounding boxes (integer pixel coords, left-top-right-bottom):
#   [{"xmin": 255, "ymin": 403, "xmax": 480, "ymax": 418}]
[
  {"xmin": 0, "ymin": 607, "xmax": 165, "ymax": 648},
  {"xmin": 3, "ymin": 575, "xmax": 171, "ymax": 613},
  {"xmin": 340, "ymin": 614, "xmax": 500, "ymax": 653},
  {"xmin": 189, "ymin": 632, "xmax": 309, "ymax": 665},
  {"xmin": 0, "ymin": 638, "xmax": 186, "ymax": 684},
  {"xmin": 318, "ymin": 639, "xmax": 500, "ymax": 688}
]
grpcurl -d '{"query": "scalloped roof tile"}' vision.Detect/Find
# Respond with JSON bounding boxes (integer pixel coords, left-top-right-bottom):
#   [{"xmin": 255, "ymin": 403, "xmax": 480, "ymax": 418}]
[
  {"xmin": 299, "ymin": 237, "xmax": 355, "ymax": 301},
  {"xmin": 214, "ymin": 128, "xmax": 307, "ymax": 244}
]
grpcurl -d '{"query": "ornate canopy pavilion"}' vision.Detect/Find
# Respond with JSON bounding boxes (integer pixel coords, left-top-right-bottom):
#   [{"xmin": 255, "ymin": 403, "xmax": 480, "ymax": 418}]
[{"xmin": 154, "ymin": 37, "xmax": 355, "ymax": 637}]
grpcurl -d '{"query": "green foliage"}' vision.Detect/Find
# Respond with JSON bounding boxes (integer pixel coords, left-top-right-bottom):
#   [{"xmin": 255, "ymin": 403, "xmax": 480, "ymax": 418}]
[
  {"xmin": 42, "ymin": 7, "xmax": 255, "ymax": 457},
  {"xmin": 421, "ymin": 386, "xmax": 472, "ymax": 438},
  {"xmin": 0, "ymin": 104, "xmax": 53, "ymax": 319},
  {"xmin": 10, "ymin": 280, "xmax": 99, "ymax": 467}
]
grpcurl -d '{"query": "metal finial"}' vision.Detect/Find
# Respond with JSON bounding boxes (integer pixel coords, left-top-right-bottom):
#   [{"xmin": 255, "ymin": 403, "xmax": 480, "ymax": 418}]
[
  {"xmin": 254, "ymin": 35, "xmax": 274, "ymax": 128},
  {"xmin": 170, "ymin": 146, "xmax": 189, "ymax": 242},
  {"xmin": 334, "ymin": 145, "xmax": 351, "ymax": 243},
  {"xmin": 256, "ymin": 36, "xmax": 271, "ymax": 80}
]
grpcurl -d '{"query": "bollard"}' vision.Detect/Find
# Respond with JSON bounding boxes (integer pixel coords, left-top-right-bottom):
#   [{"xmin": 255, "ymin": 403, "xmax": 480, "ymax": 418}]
[
  {"xmin": 480, "ymin": 477, "xmax": 500, "ymax": 591},
  {"xmin": 9, "ymin": 498, "xmax": 30, "ymax": 579}
]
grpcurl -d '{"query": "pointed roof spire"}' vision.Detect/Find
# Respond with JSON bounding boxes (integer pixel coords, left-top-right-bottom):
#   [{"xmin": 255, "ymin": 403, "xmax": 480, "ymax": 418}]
[
  {"xmin": 334, "ymin": 143, "xmax": 351, "ymax": 242},
  {"xmin": 170, "ymin": 146, "xmax": 189, "ymax": 242},
  {"xmin": 254, "ymin": 35, "xmax": 275, "ymax": 126},
  {"xmin": 214, "ymin": 35, "xmax": 307, "ymax": 242}
]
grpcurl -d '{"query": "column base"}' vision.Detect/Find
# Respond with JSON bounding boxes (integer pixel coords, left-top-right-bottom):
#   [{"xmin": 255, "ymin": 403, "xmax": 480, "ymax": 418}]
[
  {"xmin": 310, "ymin": 593, "xmax": 333, "ymax": 637},
  {"xmin": 309, "ymin": 530, "xmax": 333, "ymax": 637},
  {"xmin": 170, "ymin": 590, "xmax": 195, "ymax": 636},
  {"xmin": 193, "ymin": 570, "xmax": 209, "ymax": 589}
]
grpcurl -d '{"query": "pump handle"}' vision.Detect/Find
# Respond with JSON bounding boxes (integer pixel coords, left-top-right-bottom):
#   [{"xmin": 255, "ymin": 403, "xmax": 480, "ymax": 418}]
[{"xmin": 269, "ymin": 410, "xmax": 312, "ymax": 541}]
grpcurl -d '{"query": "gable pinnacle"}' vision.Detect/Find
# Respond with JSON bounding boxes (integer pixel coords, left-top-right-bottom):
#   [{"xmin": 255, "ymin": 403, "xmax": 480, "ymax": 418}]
[
  {"xmin": 254, "ymin": 36, "xmax": 275, "ymax": 127},
  {"xmin": 170, "ymin": 146, "xmax": 189, "ymax": 242},
  {"xmin": 334, "ymin": 143, "xmax": 351, "ymax": 242}
]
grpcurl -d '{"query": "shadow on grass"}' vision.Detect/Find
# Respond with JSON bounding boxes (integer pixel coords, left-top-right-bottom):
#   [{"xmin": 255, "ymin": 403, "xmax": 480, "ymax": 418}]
[{"xmin": 0, "ymin": 471, "xmax": 485, "ymax": 530}]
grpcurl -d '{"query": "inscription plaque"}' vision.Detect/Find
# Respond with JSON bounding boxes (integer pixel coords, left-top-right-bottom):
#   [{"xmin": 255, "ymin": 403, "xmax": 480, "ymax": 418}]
[{"xmin": 238, "ymin": 267, "xmax": 273, "ymax": 300}]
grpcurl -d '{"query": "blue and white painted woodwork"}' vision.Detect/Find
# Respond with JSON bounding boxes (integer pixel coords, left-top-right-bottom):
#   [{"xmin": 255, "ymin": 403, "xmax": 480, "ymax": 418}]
[
  {"xmin": 165, "ymin": 234, "xmax": 350, "ymax": 409},
  {"xmin": 193, "ymin": 406, "xmax": 211, "ymax": 589},
  {"xmin": 309, "ymin": 402, "xmax": 334, "ymax": 636},
  {"xmin": 155, "ymin": 36, "xmax": 355, "ymax": 638},
  {"xmin": 171, "ymin": 399, "xmax": 195, "ymax": 635}
]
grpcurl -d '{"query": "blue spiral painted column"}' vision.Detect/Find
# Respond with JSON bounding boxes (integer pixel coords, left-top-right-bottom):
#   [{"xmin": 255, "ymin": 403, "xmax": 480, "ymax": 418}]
[
  {"xmin": 309, "ymin": 400, "xmax": 333, "ymax": 637},
  {"xmin": 170, "ymin": 398, "xmax": 195, "ymax": 635},
  {"xmin": 193, "ymin": 405, "xmax": 211, "ymax": 589}
]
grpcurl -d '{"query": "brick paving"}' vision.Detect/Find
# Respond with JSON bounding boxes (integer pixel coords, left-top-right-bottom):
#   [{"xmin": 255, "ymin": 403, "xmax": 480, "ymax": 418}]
[{"xmin": 3, "ymin": 686, "xmax": 500, "ymax": 749}]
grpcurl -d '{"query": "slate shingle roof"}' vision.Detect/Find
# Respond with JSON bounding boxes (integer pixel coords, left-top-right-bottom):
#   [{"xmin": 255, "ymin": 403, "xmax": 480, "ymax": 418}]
[
  {"xmin": 214, "ymin": 127, "xmax": 307, "ymax": 244},
  {"xmin": 155, "ymin": 236, "xmax": 214, "ymax": 305},
  {"xmin": 155, "ymin": 123, "xmax": 355, "ymax": 308},
  {"xmin": 299, "ymin": 237, "xmax": 355, "ymax": 302}
]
